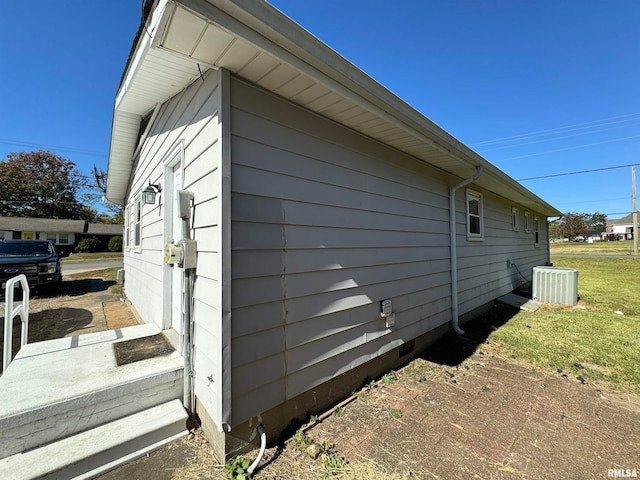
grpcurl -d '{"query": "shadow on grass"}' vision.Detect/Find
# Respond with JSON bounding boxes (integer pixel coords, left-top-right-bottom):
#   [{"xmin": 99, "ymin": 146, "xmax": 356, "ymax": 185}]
[
  {"xmin": 33, "ymin": 278, "xmax": 116, "ymax": 298},
  {"xmin": 422, "ymin": 303, "xmax": 520, "ymax": 367}
]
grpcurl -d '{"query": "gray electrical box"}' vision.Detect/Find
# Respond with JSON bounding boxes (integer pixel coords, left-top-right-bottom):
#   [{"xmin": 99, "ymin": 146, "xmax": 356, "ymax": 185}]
[
  {"xmin": 180, "ymin": 240, "xmax": 197, "ymax": 269},
  {"xmin": 177, "ymin": 190, "xmax": 194, "ymax": 220}
]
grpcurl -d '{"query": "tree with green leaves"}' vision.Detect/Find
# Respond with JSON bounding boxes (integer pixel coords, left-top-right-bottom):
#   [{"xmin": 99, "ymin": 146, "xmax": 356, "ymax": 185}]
[
  {"xmin": 555, "ymin": 211, "xmax": 608, "ymax": 241},
  {"xmin": 0, "ymin": 150, "xmax": 93, "ymax": 220}
]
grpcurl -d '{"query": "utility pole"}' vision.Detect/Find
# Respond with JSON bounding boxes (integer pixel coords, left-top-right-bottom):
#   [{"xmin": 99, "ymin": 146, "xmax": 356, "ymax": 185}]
[{"xmin": 633, "ymin": 165, "xmax": 638, "ymax": 256}]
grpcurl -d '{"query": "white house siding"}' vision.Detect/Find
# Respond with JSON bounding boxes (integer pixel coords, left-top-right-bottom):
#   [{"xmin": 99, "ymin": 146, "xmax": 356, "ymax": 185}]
[
  {"xmin": 124, "ymin": 69, "xmax": 224, "ymax": 427},
  {"xmin": 456, "ymin": 191, "xmax": 549, "ymax": 316},
  {"xmin": 230, "ymin": 78, "xmax": 458, "ymax": 425}
]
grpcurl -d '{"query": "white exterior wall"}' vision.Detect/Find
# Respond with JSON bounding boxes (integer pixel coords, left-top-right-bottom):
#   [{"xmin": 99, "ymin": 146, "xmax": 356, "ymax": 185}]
[
  {"xmin": 456, "ymin": 193, "xmax": 549, "ymax": 315},
  {"xmin": 228, "ymin": 78, "xmax": 551, "ymax": 425},
  {"xmin": 230, "ymin": 79, "xmax": 454, "ymax": 424},
  {"xmin": 123, "ymin": 69, "xmax": 225, "ymax": 428}
]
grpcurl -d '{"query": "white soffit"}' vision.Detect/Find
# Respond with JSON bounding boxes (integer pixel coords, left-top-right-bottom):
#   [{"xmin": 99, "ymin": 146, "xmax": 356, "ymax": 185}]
[{"xmin": 108, "ymin": 0, "xmax": 560, "ymax": 215}]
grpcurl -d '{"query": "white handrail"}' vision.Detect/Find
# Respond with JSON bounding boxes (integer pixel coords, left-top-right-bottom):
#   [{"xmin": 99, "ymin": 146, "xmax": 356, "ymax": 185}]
[{"xmin": 3, "ymin": 274, "xmax": 30, "ymax": 373}]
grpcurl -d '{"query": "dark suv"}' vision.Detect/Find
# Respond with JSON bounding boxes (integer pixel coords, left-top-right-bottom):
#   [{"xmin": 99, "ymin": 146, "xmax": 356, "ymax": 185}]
[{"xmin": 0, "ymin": 240, "xmax": 63, "ymax": 294}]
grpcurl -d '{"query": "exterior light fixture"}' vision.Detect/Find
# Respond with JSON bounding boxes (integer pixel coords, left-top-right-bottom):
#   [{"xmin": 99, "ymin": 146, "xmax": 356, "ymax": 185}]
[{"xmin": 142, "ymin": 181, "xmax": 162, "ymax": 205}]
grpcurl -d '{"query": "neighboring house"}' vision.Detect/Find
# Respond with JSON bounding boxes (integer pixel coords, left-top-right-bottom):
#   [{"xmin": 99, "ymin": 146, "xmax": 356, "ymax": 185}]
[
  {"xmin": 0, "ymin": 216, "xmax": 122, "ymax": 253},
  {"xmin": 84, "ymin": 222, "xmax": 125, "ymax": 248},
  {"xmin": 105, "ymin": 0, "xmax": 561, "ymax": 461},
  {"xmin": 605, "ymin": 213, "xmax": 636, "ymax": 240}
]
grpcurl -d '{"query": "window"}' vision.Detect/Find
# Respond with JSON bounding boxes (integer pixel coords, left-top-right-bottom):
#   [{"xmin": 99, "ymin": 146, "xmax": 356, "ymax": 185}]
[
  {"xmin": 58, "ymin": 233, "xmax": 69, "ymax": 244},
  {"xmin": 534, "ymin": 215, "xmax": 540, "ymax": 246},
  {"xmin": 524, "ymin": 211, "xmax": 531, "ymax": 232},
  {"xmin": 466, "ymin": 189, "xmax": 484, "ymax": 240},
  {"xmin": 134, "ymin": 197, "xmax": 141, "ymax": 249},
  {"xmin": 124, "ymin": 206, "xmax": 130, "ymax": 250},
  {"xmin": 512, "ymin": 207, "xmax": 519, "ymax": 231}
]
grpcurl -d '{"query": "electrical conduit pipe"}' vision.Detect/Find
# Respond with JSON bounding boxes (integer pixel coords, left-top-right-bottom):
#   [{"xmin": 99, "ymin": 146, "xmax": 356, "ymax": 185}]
[
  {"xmin": 449, "ymin": 166, "xmax": 483, "ymax": 335},
  {"xmin": 247, "ymin": 424, "xmax": 266, "ymax": 475}
]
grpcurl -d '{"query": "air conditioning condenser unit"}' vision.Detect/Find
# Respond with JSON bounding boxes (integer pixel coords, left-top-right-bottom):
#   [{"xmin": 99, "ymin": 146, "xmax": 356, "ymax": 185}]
[{"xmin": 532, "ymin": 266, "xmax": 578, "ymax": 306}]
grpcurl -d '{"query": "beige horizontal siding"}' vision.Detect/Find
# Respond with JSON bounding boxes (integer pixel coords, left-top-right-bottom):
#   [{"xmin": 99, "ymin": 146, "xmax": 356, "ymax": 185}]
[{"xmin": 229, "ymin": 78, "xmax": 453, "ymax": 424}]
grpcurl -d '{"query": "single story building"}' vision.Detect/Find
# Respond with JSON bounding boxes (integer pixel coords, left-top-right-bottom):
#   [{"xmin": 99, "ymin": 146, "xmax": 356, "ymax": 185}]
[
  {"xmin": 605, "ymin": 213, "xmax": 636, "ymax": 241},
  {"xmin": 0, "ymin": 216, "xmax": 123, "ymax": 253},
  {"xmin": 105, "ymin": 0, "xmax": 561, "ymax": 461}
]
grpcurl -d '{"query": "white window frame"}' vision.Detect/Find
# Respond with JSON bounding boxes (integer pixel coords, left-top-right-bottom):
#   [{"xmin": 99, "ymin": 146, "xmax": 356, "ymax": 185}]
[
  {"xmin": 534, "ymin": 215, "xmax": 540, "ymax": 247},
  {"xmin": 58, "ymin": 233, "xmax": 70, "ymax": 244},
  {"xmin": 524, "ymin": 211, "xmax": 531, "ymax": 232},
  {"xmin": 124, "ymin": 205, "xmax": 131, "ymax": 251},
  {"xmin": 512, "ymin": 207, "xmax": 519, "ymax": 231},
  {"xmin": 134, "ymin": 196, "xmax": 142, "ymax": 251},
  {"xmin": 466, "ymin": 189, "xmax": 484, "ymax": 241}
]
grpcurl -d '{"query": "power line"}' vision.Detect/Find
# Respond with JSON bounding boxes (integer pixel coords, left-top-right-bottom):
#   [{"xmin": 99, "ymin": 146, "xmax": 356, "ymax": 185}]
[
  {"xmin": 495, "ymin": 134, "xmax": 640, "ymax": 163},
  {"xmin": 0, "ymin": 138, "xmax": 107, "ymax": 158},
  {"xmin": 477, "ymin": 121, "xmax": 640, "ymax": 153},
  {"xmin": 518, "ymin": 163, "xmax": 639, "ymax": 181},
  {"xmin": 470, "ymin": 112, "xmax": 640, "ymax": 147}
]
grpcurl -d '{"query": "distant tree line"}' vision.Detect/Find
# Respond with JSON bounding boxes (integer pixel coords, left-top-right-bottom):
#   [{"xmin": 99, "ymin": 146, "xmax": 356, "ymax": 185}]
[
  {"xmin": 550, "ymin": 212, "xmax": 607, "ymax": 241},
  {"xmin": 0, "ymin": 150, "xmax": 122, "ymax": 223}
]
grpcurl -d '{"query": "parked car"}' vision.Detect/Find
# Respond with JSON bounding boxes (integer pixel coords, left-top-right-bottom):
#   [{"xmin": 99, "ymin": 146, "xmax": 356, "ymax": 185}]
[{"xmin": 0, "ymin": 240, "xmax": 62, "ymax": 294}]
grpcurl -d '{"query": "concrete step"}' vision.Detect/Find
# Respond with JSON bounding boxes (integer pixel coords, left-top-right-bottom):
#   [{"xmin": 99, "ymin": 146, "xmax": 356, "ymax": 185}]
[
  {"xmin": 0, "ymin": 399, "xmax": 188, "ymax": 480},
  {"xmin": 0, "ymin": 324, "xmax": 183, "ymax": 458}
]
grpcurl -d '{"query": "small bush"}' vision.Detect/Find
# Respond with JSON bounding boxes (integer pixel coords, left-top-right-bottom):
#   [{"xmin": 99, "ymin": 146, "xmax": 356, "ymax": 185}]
[
  {"xmin": 108, "ymin": 236, "xmax": 123, "ymax": 252},
  {"xmin": 74, "ymin": 237, "xmax": 101, "ymax": 253}
]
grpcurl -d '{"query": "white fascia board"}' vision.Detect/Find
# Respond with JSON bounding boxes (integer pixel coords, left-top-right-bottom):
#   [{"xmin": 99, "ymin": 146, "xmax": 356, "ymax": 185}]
[{"xmin": 115, "ymin": 0, "xmax": 171, "ymax": 111}]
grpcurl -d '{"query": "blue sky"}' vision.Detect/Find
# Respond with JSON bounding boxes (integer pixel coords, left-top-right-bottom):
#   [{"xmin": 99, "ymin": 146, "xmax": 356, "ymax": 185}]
[{"xmin": 1, "ymin": 1, "xmax": 638, "ymax": 218}]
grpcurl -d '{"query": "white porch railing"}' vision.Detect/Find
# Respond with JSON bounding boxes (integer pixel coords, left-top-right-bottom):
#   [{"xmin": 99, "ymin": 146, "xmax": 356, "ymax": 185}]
[{"xmin": 3, "ymin": 274, "xmax": 30, "ymax": 373}]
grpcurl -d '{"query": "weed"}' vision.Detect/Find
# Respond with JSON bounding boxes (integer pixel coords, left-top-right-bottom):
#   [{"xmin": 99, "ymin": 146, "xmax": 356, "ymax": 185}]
[
  {"xmin": 388, "ymin": 408, "xmax": 403, "ymax": 419},
  {"xmin": 333, "ymin": 407, "xmax": 345, "ymax": 417},
  {"xmin": 224, "ymin": 456, "xmax": 252, "ymax": 480},
  {"xmin": 320, "ymin": 442, "xmax": 347, "ymax": 477},
  {"xmin": 381, "ymin": 371, "xmax": 397, "ymax": 385},
  {"xmin": 291, "ymin": 428, "xmax": 312, "ymax": 450}
]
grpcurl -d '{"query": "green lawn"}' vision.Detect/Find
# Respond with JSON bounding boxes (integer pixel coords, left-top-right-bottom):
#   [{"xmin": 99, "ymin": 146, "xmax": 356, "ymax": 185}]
[
  {"xmin": 488, "ymin": 255, "xmax": 640, "ymax": 394},
  {"xmin": 550, "ymin": 239, "xmax": 637, "ymax": 255},
  {"xmin": 66, "ymin": 267, "xmax": 122, "ymax": 295},
  {"xmin": 62, "ymin": 252, "xmax": 124, "ymax": 261}
]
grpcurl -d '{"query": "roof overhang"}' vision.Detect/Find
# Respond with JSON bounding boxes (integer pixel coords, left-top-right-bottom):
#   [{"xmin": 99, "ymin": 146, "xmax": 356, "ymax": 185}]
[{"xmin": 106, "ymin": 0, "xmax": 561, "ymax": 216}]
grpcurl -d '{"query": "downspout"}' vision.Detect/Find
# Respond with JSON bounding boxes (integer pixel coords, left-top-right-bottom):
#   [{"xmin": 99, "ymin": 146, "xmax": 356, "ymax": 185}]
[{"xmin": 449, "ymin": 166, "xmax": 483, "ymax": 335}]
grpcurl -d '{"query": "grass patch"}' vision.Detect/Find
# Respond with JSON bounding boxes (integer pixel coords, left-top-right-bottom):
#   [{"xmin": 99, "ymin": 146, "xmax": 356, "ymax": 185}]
[
  {"xmin": 67, "ymin": 267, "xmax": 122, "ymax": 295},
  {"xmin": 63, "ymin": 252, "xmax": 123, "ymax": 261},
  {"xmin": 550, "ymin": 239, "xmax": 636, "ymax": 255},
  {"xmin": 387, "ymin": 408, "xmax": 403, "ymax": 419},
  {"xmin": 487, "ymin": 256, "xmax": 640, "ymax": 394},
  {"xmin": 554, "ymin": 256, "xmax": 640, "ymax": 315}
]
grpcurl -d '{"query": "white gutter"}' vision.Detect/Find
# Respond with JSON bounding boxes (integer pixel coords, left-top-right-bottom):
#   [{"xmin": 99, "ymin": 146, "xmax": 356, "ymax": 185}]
[{"xmin": 449, "ymin": 166, "xmax": 484, "ymax": 335}]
